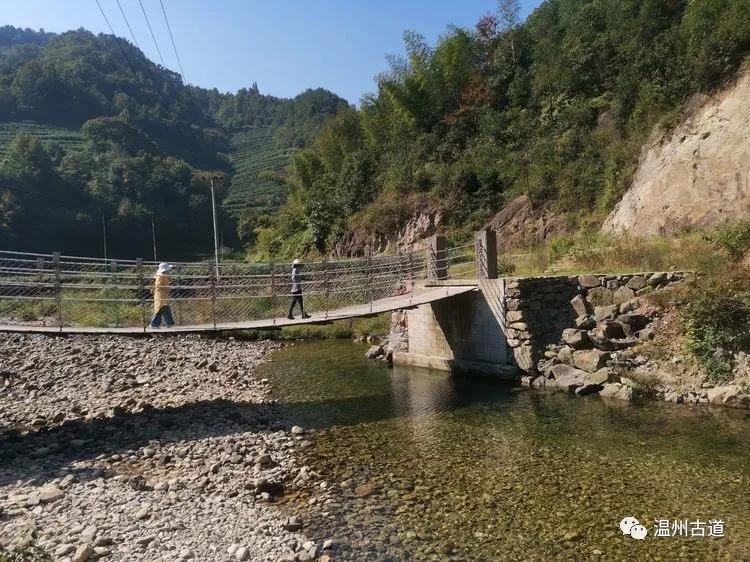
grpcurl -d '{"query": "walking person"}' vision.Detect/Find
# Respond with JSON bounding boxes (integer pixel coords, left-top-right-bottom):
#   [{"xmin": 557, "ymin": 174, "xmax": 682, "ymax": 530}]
[
  {"xmin": 150, "ymin": 262, "xmax": 175, "ymax": 328},
  {"xmin": 287, "ymin": 258, "xmax": 311, "ymax": 320}
]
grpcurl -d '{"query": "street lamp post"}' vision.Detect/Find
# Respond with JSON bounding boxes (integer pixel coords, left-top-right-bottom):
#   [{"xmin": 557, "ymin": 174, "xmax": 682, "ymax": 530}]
[{"xmin": 203, "ymin": 174, "xmax": 224, "ymax": 278}]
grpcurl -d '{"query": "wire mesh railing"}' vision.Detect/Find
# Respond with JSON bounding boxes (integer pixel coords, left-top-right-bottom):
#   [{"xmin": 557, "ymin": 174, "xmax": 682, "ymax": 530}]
[{"xmin": 0, "ymin": 243, "xmax": 476, "ymax": 330}]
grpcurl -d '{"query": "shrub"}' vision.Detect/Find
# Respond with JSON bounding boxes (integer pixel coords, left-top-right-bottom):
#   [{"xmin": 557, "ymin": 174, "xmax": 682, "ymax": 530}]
[
  {"xmin": 710, "ymin": 220, "xmax": 750, "ymax": 261},
  {"xmin": 0, "ymin": 529, "xmax": 52, "ymax": 562},
  {"xmin": 681, "ymin": 289, "xmax": 750, "ymax": 382}
]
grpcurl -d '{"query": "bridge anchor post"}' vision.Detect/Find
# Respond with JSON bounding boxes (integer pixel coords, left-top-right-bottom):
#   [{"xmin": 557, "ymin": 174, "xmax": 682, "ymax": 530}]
[
  {"xmin": 428, "ymin": 235, "xmax": 447, "ymax": 281},
  {"xmin": 474, "ymin": 230, "xmax": 498, "ymax": 280}
]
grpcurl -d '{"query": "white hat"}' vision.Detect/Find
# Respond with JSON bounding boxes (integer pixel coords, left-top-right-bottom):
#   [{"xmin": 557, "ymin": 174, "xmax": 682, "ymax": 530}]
[
  {"xmin": 156, "ymin": 262, "xmax": 173, "ymax": 274},
  {"xmin": 292, "ymin": 259, "xmax": 301, "ymax": 266}
]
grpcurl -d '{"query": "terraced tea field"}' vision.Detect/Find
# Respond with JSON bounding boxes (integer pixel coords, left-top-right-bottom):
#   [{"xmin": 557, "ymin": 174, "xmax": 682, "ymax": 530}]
[
  {"xmin": 223, "ymin": 128, "xmax": 295, "ymax": 218},
  {"xmin": 0, "ymin": 121, "xmax": 84, "ymax": 158}
]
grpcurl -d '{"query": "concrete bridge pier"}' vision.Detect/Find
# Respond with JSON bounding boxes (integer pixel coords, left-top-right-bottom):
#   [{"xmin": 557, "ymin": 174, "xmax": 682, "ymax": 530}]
[{"xmin": 393, "ymin": 231, "xmax": 518, "ymax": 378}]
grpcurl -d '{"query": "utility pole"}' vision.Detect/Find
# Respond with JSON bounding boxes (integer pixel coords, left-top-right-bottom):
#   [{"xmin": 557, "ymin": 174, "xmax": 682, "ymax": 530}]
[
  {"xmin": 102, "ymin": 216, "xmax": 108, "ymax": 262},
  {"xmin": 203, "ymin": 173, "xmax": 224, "ymax": 277},
  {"xmin": 151, "ymin": 218, "xmax": 158, "ymax": 262}
]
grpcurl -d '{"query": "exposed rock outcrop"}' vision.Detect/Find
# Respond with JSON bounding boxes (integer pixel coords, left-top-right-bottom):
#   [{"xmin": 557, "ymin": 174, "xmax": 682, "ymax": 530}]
[
  {"xmin": 483, "ymin": 195, "xmax": 568, "ymax": 251},
  {"xmin": 333, "ymin": 205, "xmax": 442, "ymax": 257},
  {"xmin": 604, "ymin": 63, "xmax": 750, "ymax": 236}
]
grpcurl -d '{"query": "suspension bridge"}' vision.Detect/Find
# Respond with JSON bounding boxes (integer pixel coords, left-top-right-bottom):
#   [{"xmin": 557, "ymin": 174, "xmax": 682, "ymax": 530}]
[{"xmin": 0, "ymin": 237, "xmax": 485, "ymax": 334}]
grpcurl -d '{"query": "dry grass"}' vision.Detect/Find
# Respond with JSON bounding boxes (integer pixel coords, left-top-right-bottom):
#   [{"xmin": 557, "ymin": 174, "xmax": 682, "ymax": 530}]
[{"xmin": 503, "ymin": 231, "xmax": 728, "ymax": 277}]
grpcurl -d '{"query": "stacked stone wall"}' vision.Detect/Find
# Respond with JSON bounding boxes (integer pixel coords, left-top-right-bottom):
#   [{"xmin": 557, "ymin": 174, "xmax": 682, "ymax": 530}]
[{"xmin": 504, "ymin": 272, "xmax": 686, "ymax": 373}]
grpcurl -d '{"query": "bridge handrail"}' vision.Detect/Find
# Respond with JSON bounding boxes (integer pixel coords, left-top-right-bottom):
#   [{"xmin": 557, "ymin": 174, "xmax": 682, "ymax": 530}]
[{"xmin": 0, "ymin": 236, "xmax": 486, "ymax": 331}]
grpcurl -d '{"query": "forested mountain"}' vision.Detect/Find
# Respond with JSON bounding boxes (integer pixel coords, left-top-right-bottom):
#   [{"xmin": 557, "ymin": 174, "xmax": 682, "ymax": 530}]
[
  {"xmin": 251, "ymin": 0, "xmax": 750, "ymax": 258},
  {"xmin": 0, "ymin": 25, "xmax": 347, "ymax": 258}
]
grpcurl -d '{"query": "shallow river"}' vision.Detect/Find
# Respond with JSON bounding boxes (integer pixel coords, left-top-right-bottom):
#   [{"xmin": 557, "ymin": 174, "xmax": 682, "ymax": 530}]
[{"xmin": 261, "ymin": 341, "xmax": 749, "ymax": 561}]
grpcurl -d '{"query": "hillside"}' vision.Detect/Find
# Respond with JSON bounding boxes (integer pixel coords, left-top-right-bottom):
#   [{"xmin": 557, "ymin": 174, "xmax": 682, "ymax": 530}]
[
  {"xmin": 250, "ymin": 0, "xmax": 750, "ymax": 258},
  {"xmin": 0, "ymin": 25, "xmax": 347, "ymax": 257},
  {"xmin": 223, "ymin": 128, "xmax": 295, "ymax": 218},
  {"xmin": 0, "ymin": 121, "xmax": 83, "ymax": 158}
]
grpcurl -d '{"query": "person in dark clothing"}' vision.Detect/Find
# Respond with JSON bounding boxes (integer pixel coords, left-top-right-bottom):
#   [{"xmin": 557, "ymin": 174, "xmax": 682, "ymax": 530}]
[{"xmin": 287, "ymin": 259, "xmax": 311, "ymax": 319}]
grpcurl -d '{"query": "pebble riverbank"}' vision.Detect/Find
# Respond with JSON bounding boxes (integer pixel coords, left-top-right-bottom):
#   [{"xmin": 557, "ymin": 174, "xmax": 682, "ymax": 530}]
[{"xmin": 0, "ymin": 333, "xmax": 331, "ymax": 562}]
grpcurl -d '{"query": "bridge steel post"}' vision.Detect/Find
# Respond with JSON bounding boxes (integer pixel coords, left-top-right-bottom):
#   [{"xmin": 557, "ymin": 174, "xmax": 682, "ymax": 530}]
[
  {"xmin": 53, "ymin": 252, "xmax": 62, "ymax": 330},
  {"xmin": 474, "ymin": 230, "xmax": 498, "ymax": 280},
  {"xmin": 367, "ymin": 251, "xmax": 373, "ymax": 313},
  {"xmin": 323, "ymin": 257, "xmax": 330, "ymax": 319},
  {"xmin": 209, "ymin": 263, "xmax": 217, "ymax": 330},
  {"xmin": 136, "ymin": 258, "xmax": 146, "ymax": 332},
  {"xmin": 269, "ymin": 260, "xmax": 276, "ymax": 326},
  {"xmin": 428, "ymin": 235, "xmax": 447, "ymax": 282},
  {"xmin": 111, "ymin": 260, "xmax": 119, "ymax": 328}
]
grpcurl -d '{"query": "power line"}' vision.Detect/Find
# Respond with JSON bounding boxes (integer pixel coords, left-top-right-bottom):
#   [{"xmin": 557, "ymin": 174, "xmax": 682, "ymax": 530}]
[
  {"xmin": 1, "ymin": 185, "xmax": 74, "ymax": 206},
  {"xmin": 94, "ymin": 0, "xmax": 150, "ymax": 96},
  {"xmin": 159, "ymin": 0, "xmax": 186, "ymax": 82},
  {"xmin": 158, "ymin": 0, "xmax": 201, "ymax": 121},
  {"xmin": 138, "ymin": 0, "xmax": 166, "ymax": 67},
  {"xmin": 115, "ymin": 0, "xmax": 142, "ymax": 52}
]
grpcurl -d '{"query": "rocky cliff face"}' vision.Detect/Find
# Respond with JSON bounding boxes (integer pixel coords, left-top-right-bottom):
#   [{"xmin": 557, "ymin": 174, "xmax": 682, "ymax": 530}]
[
  {"xmin": 333, "ymin": 205, "xmax": 442, "ymax": 257},
  {"xmin": 604, "ymin": 65, "xmax": 750, "ymax": 235}
]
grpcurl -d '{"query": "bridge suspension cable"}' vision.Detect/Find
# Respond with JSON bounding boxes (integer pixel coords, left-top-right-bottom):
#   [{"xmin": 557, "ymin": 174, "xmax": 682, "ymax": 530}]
[{"xmin": 0, "ymin": 241, "xmax": 478, "ymax": 333}]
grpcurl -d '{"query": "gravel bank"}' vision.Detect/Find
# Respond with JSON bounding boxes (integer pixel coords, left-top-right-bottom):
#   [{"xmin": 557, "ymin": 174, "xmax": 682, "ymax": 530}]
[{"xmin": 0, "ymin": 333, "xmax": 326, "ymax": 561}]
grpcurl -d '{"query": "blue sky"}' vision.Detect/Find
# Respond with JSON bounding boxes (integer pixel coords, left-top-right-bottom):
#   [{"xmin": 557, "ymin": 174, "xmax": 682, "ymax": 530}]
[{"xmin": 1, "ymin": 0, "xmax": 542, "ymax": 104}]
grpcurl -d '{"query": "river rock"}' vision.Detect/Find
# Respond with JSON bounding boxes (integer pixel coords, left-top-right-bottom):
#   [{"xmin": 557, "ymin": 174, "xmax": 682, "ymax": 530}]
[
  {"xmin": 599, "ymin": 382, "xmax": 635, "ymax": 401},
  {"xmin": 707, "ymin": 385, "xmax": 740, "ymax": 406},
  {"xmin": 365, "ymin": 345, "xmax": 384, "ymax": 359},
  {"xmin": 588, "ymin": 287, "xmax": 614, "ymax": 306},
  {"xmin": 558, "ymin": 345, "xmax": 574, "ymax": 365},
  {"xmin": 572, "ymin": 349, "xmax": 610, "ymax": 372},
  {"xmin": 613, "ymin": 286, "xmax": 635, "ymax": 303},
  {"xmin": 648, "ymin": 272, "xmax": 667, "ymax": 286},
  {"xmin": 585, "ymin": 368, "xmax": 613, "ymax": 386},
  {"xmin": 626, "ymin": 275, "xmax": 647, "ymax": 291},
  {"xmin": 570, "ymin": 295, "xmax": 589, "ymax": 317},
  {"xmin": 55, "ymin": 544, "xmax": 76, "ymax": 556},
  {"xmin": 578, "ymin": 275, "xmax": 601, "ymax": 288},
  {"xmin": 562, "ymin": 329, "xmax": 589, "ymax": 350},
  {"xmin": 72, "ymin": 544, "xmax": 93, "ymax": 562},
  {"xmin": 38, "ymin": 484, "xmax": 64, "ymax": 504},
  {"xmin": 283, "ymin": 516, "xmax": 303, "ymax": 531},
  {"xmin": 594, "ymin": 305, "xmax": 619, "ymax": 322},
  {"xmin": 549, "ymin": 364, "xmax": 587, "ymax": 392}
]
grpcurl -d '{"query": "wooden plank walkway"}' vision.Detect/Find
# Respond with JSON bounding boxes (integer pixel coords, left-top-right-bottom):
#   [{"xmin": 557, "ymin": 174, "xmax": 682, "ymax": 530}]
[{"xmin": 0, "ymin": 286, "xmax": 476, "ymax": 335}]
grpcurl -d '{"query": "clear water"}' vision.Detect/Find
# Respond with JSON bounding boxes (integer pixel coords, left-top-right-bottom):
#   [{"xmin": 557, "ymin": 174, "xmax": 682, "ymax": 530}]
[{"xmin": 261, "ymin": 341, "xmax": 750, "ymax": 560}]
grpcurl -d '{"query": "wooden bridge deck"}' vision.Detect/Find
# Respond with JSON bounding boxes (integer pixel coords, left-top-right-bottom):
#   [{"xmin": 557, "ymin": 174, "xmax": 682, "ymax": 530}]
[{"xmin": 0, "ymin": 285, "xmax": 476, "ymax": 335}]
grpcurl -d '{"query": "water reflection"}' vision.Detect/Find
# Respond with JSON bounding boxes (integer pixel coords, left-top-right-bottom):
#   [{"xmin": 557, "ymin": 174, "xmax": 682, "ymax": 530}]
[{"xmin": 261, "ymin": 341, "xmax": 750, "ymax": 560}]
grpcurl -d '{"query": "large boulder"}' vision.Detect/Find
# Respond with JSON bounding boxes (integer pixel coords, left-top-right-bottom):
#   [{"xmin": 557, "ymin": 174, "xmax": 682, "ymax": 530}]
[
  {"xmin": 585, "ymin": 368, "xmax": 614, "ymax": 386},
  {"xmin": 588, "ymin": 287, "xmax": 614, "ymax": 306},
  {"xmin": 613, "ymin": 286, "xmax": 635, "ymax": 303},
  {"xmin": 570, "ymin": 295, "xmax": 590, "ymax": 317},
  {"xmin": 572, "ymin": 349, "xmax": 610, "ymax": 372},
  {"xmin": 706, "ymin": 385, "xmax": 740, "ymax": 406},
  {"xmin": 562, "ymin": 328, "xmax": 590, "ymax": 350},
  {"xmin": 550, "ymin": 364, "xmax": 588, "ymax": 393},
  {"xmin": 594, "ymin": 305, "xmax": 619, "ymax": 322},
  {"xmin": 625, "ymin": 276, "xmax": 647, "ymax": 291},
  {"xmin": 599, "ymin": 382, "xmax": 636, "ymax": 402},
  {"xmin": 588, "ymin": 322, "xmax": 638, "ymax": 351},
  {"xmin": 578, "ymin": 275, "xmax": 601, "ymax": 289}
]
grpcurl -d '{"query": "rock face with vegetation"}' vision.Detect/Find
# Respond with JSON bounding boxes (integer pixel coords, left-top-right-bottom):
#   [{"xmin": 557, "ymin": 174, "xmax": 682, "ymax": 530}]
[
  {"xmin": 250, "ymin": 0, "xmax": 750, "ymax": 258},
  {"xmin": 604, "ymin": 64, "xmax": 750, "ymax": 236}
]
